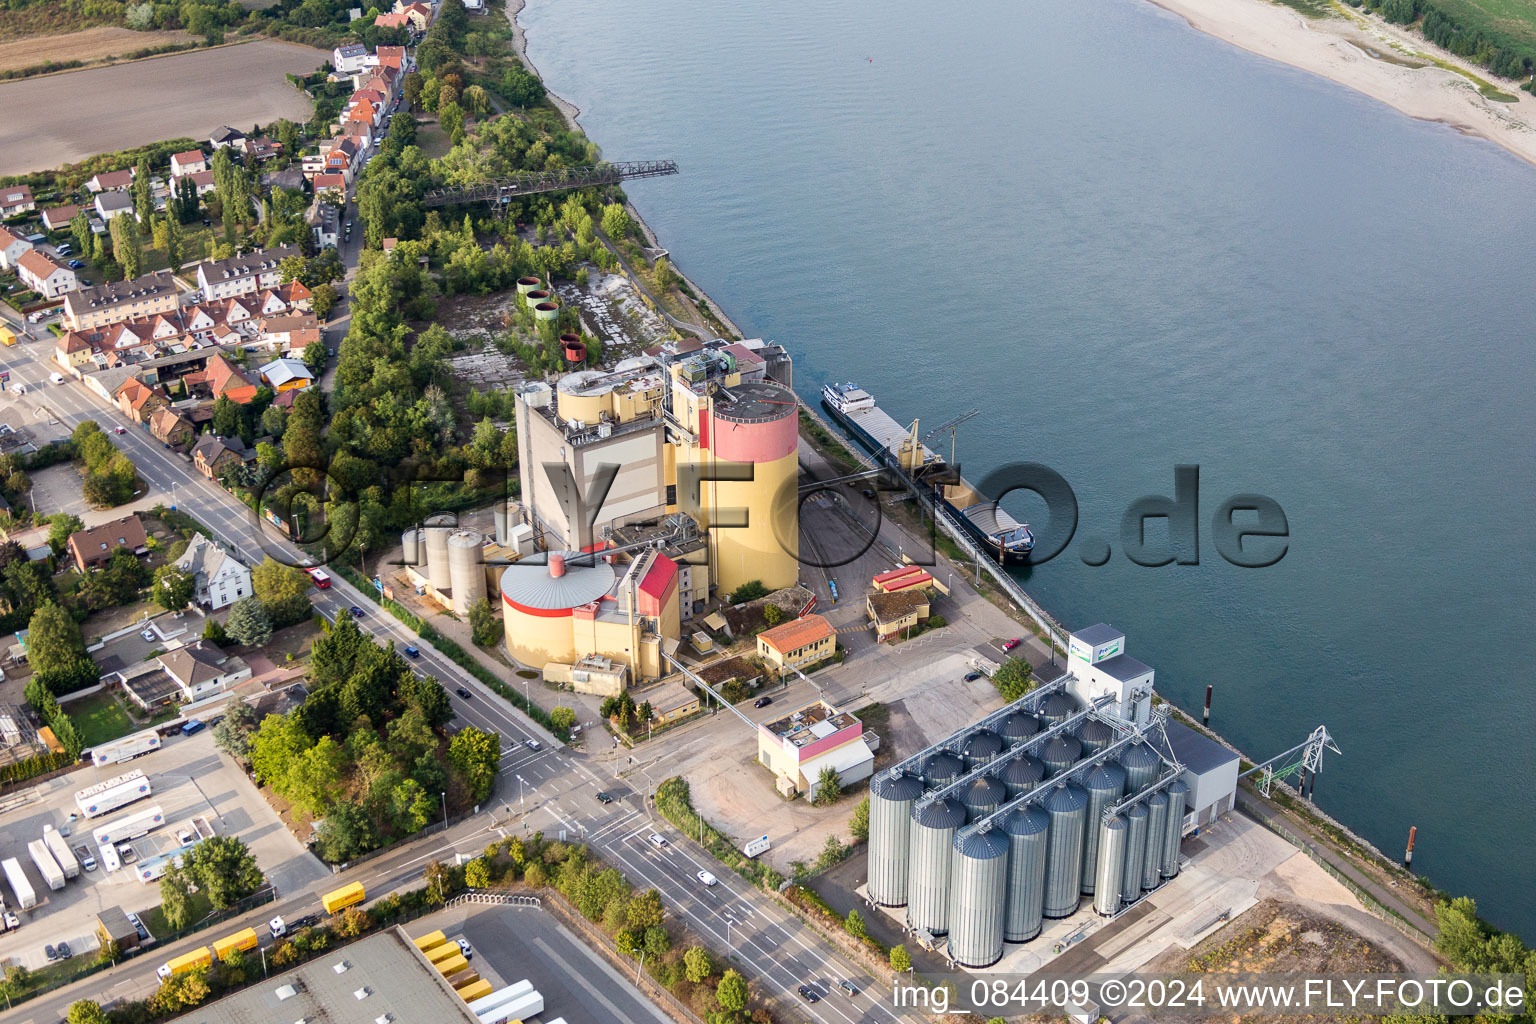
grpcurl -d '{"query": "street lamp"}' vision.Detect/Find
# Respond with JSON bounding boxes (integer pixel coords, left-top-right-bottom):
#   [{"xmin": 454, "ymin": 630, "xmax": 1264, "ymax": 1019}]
[{"xmin": 439, "ymin": 791, "xmax": 447, "ymax": 829}]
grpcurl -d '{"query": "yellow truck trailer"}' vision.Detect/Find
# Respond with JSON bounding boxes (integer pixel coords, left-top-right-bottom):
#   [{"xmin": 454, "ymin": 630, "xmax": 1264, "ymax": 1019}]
[
  {"xmin": 434, "ymin": 953, "xmax": 470, "ymax": 977},
  {"xmin": 411, "ymin": 929, "xmax": 447, "ymax": 951},
  {"xmin": 423, "ymin": 941, "xmax": 459, "ymax": 964},
  {"xmin": 157, "ymin": 947, "xmax": 213, "ymax": 980},
  {"xmin": 211, "ymin": 927, "xmax": 259, "ymax": 960},
  {"xmin": 321, "ymin": 881, "xmax": 365, "ymax": 914},
  {"xmin": 457, "ymin": 979, "xmax": 494, "ymax": 1002}
]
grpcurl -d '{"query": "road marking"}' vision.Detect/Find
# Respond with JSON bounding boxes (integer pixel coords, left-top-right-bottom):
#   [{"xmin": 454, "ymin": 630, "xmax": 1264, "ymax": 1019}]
[{"xmin": 531, "ymin": 935, "xmax": 671, "ymax": 1024}]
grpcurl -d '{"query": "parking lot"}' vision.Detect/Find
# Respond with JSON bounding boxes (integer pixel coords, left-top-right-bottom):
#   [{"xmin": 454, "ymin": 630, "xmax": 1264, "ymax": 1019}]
[{"xmin": 0, "ymin": 728, "xmax": 327, "ymax": 971}]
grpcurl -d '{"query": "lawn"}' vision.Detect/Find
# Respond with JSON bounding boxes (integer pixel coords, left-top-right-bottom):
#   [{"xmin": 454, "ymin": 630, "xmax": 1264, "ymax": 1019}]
[
  {"xmin": 68, "ymin": 690, "xmax": 135, "ymax": 747},
  {"xmin": 142, "ymin": 891, "xmax": 213, "ymax": 940}
]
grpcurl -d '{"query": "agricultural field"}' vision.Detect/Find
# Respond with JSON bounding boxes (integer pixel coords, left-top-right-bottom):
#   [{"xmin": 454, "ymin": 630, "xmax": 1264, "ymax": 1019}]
[
  {"xmin": 1431, "ymin": 0, "xmax": 1536, "ymax": 51},
  {"xmin": 0, "ymin": 40, "xmax": 325, "ymax": 177},
  {"xmin": 0, "ymin": 25, "xmax": 194, "ymax": 68}
]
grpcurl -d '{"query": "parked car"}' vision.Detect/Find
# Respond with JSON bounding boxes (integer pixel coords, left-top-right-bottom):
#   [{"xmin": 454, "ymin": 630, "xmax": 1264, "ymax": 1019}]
[
  {"xmin": 1002, "ymin": 638, "xmax": 1021, "ymax": 652},
  {"xmin": 44, "ymin": 944, "xmax": 57, "ymax": 961},
  {"xmin": 141, "ymin": 629, "xmax": 156, "ymax": 642},
  {"xmin": 647, "ymin": 833, "xmax": 667, "ymax": 849},
  {"xmin": 180, "ymin": 718, "xmax": 205, "ymax": 736},
  {"xmin": 402, "ymin": 645, "xmax": 420, "ymax": 658},
  {"xmin": 963, "ymin": 671, "xmax": 981, "ymax": 682},
  {"xmin": 696, "ymin": 870, "xmax": 717, "ymax": 887},
  {"xmin": 58, "ymin": 940, "xmax": 72, "ymax": 959},
  {"xmin": 127, "ymin": 911, "xmax": 148, "ymax": 940},
  {"xmin": 456, "ymin": 938, "xmax": 473, "ymax": 959},
  {"xmin": 524, "ymin": 738, "xmax": 541, "ymax": 751},
  {"xmin": 67, "ymin": 259, "xmax": 84, "ymax": 269},
  {"xmin": 455, "ymin": 687, "xmax": 471, "ymax": 699},
  {"xmin": 753, "ymin": 696, "xmax": 773, "ymax": 708}
]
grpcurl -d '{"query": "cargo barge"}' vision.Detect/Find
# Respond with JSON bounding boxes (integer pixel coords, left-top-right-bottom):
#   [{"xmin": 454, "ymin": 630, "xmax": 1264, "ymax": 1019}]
[{"xmin": 821, "ymin": 382, "xmax": 1035, "ymax": 563}]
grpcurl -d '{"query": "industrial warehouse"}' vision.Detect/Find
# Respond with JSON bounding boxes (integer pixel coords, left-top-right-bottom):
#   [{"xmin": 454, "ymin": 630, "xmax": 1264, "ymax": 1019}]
[{"xmin": 865, "ymin": 624, "xmax": 1239, "ymax": 969}]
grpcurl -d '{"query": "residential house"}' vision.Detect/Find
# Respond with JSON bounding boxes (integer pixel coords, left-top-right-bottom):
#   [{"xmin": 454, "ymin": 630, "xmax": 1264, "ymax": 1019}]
[
  {"xmin": 209, "ymin": 126, "xmax": 246, "ymax": 150},
  {"xmin": 374, "ymin": 4, "xmax": 429, "ymax": 32},
  {"xmin": 310, "ymin": 203, "xmax": 339, "ymax": 248},
  {"xmin": 260, "ymin": 312, "xmax": 321, "ymax": 355},
  {"xmin": 463, "ymin": 0, "xmax": 484, "ymax": 9},
  {"xmin": 149, "ymin": 406, "xmax": 196, "ymax": 447},
  {"xmin": 41, "ymin": 204, "xmax": 81, "ymax": 232},
  {"xmin": 86, "ymin": 169, "xmax": 135, "ymax": 193},
  {"xmin": 322, "ymin": 137, "xmax": 359, "ymax": 183},
  {"xmin": 186, "ymin": 352, "xmax": 258, "ymax": 404},
  {"xmin": 333, "ymin": 42, "xmax": 369, "ymax": 75},
  {"xmin": 192, "ymin": 434, "xmax": 253, "ymax": 480},
  {"xmin": 240, "ymin": 137, "xmax": 283, "ymax": 162},
  {"xmin": 172, "ymin": 533, "xmax": 252, "ymax": 610},
  {"xmin": 196, "ymin": 245, "xmax": 300, "ymax": 300},
  {"xmin": 94, "ymin": 191, "xmax": 135, "ymax": 222},
  {"xmin": 311, "ymin": 172, "xmax": 347, "ymax": 196},
  {"xmin": 262, "ymin": 167, "xmax": 305, "ymax": 192},
  {"xmin": 65, "ymin": 515, "xmax": 148, "ymax": 572},
  {"xmin": 0, "ymin": 225, "xmax": 31, "ymax": 270},
  {"xmin": 756, "ymin": 614, "xmax": 837, "ymax": 674},
  {"xmin": 65, "ymin": 270, "xmax": 178, "ymax": 331},
  {"xmin": 0, "ymin": 185, "xmax": 35, "ymax": 217},
  {"xmin": 258, "ymin": 357, "xmax": 314, "ymax": 392},
  {"xmin": 158, "ymin": 641, "xmax": 252, "ymax": 703},
  {"xmin": 369, "ymin": 45, "xmax": 408, "ymax": 72},
  {"xmin": 183, "ymin": 170, "xmax": 217, "ymax": 197},
  {"xmin": 113, "ymin": 378, "xmax": 166, "ymax": 423},
  {"xmin": 17, "ymin": 250, "xmax": 77, "ymax": 298},
  {"xmin": 169, "ymin": 150, "xmax": 207, "ymax": 178},
  {"xmin": 56, "ymin": 331, "xmax": 95, "ymax": 371}
]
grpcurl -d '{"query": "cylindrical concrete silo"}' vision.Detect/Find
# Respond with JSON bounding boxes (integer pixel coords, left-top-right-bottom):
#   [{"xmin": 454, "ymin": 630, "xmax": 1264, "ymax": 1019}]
[
  {"xmin": 1081, "ymin": 762, "xmax": 1127, "ymax": 897},
  {"xmin": 533, "ymin": 301, "xmax": 561, "ymax": 322},
  {"xmin": 1039, "ymin": 691, "xmax": 1079, "ymax": 728},
  {"xmin": 1039, "ymin": 734, "xmax": 1082, "ymax": 777},
  {"xmin": 923, "ymin": 751, "xmax": 964, "ymax": 789},
  {"xmin": 1120, "ymin": 741, "xmax": 1161, "ymax": 794},
  {"xmin": 998, "ymin": 755, "xmax": 1046, "ymax": 800},
  {"xmin": 1122, "ymin": 803, "xmax": 1150, "ymax": 905},
  {"xmin": 446, "ymin": 530, "xmax": 486, "ymax": 615},
  {"xmin": 497, "ymin": 552, "xmax": 615, "ymax": 668},
  {"xmin": 906, "ymin": 797, "xmax": 966, "ymax": 936},
  {"xmin": 997, "ymin": 711, "xmax": 1040, "ymax": 746},
  {"xmin": 1042, "ymin": 783, "xmax": 1088, "ymax": 919},
  {"xmin": 1143, "ymin": 791, "xmax": 1169, "ymax": 891},
  {"xmin": 402, "ymin": 528, "xmax": 422, "ymax": 568},
  {"xmin": 946, "ymin": 830, "xmax": 1009, "ymax": 969},
  {"xmin": 491, "ymin": 501, "xmax": 512, "ymax": 546},
  {"xmin": 1077, "ymin": 718, "xmax": 1115, "ymax": 757},
  {"xmin": 525, "ymin": 287, "xmax": 552, "ymax": 307},
  {"xmin": 1001, "ymin": 804, "xmax": 1050, "ymax": 943},
  {"xmin": 423, "ymin": 514, "xmax": 454, "ymax": 591},
  {"xmin": 515, "ymin": 276, "xmax": 542, "ymax": 296},
  {"xmin": 1093, "ymin": 815, "xmax": 1128, "ymax": 917},
  {"xmin": 1161, "ymin": 780, "xmax": 1189, "ymax": 880},
  {"xmin": 960, "ymin": 729, "xmax": 1003, "ymax": 770},
  {"xmin": 960, "ymin": 776, "xmax": 1007, "ymax": 824},
  {"xmin": 868, "ymin": 771, "xmax": 924, "ymax": 907}
]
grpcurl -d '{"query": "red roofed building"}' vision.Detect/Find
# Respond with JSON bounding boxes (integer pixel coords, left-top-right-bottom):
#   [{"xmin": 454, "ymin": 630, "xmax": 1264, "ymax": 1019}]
[
  {"xmin": 189, "ymin": 352, "xmax": 259, "ymax": 404},
  {"xmin": 872, "ymin": 565, "xmax": 936, "ymax": 593},
  {"xmin": 169, "ymin": 150, "xmax": 207, "ymax": 178},
  {"xmin": 756, "ymin": 614, "xmax": 837, "ymax": 674}
]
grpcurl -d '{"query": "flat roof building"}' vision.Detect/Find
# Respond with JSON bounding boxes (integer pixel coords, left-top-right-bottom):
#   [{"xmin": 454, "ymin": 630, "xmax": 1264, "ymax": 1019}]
[{"xmin": 757, "ymin": 698, "xmax": 874, "ymax": 800}]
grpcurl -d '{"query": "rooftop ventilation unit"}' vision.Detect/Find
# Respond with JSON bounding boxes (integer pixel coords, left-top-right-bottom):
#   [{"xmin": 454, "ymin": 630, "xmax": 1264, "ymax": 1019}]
[
  {"xmin": 354, "ymin": 987, "xmax": 371, "ymax": 1000},
  {"xmin": 275, "ymin": 984, "xmax": 301, "ymax": 1000},
  {"xmin": 332, "ymin": 960, "xmax": 351, "ymax": 974}
]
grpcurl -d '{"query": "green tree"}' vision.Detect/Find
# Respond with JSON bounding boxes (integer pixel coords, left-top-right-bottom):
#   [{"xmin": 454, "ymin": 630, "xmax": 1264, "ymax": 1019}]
[
  {"xmin": 285, "ymin": 736, "xmax": 345, "ymax": 816},
  {"xmin": 601, "ymin": 203, "xmax": 631, "ymax": 240},
  {"xmin": 849, "ymin": 796, "xmax": 870, "ymax": 842},
  {"xmin": 26, "ymin": 603, "xmax": 87, "ymax": 678},
  {"xmin": 845, "ymin": 908, "xmax": 866, "ymax": 939},
  {"xmin": 152, "ymin": 565, "xmax": 195, "ymax": 611},
  {"xmin": 66, "ymin": 1000, "xmax": 108, "ymax": 1024},
  {"xmin": 159, "ymin": 862, "xmax": 196, "ymax": 930},
  {"xmin": 448, "ymin": 726, "xmax": 500, "ymax": 803},
  {"xmin": 212, "ymin": 700, "xmax": 257, "ymax": 760},
  {"xmin": 225, "ymin": 596, "xmax": 272, "ymax": 647},
  {"xmin": 763, "ymin": 603, "xmax": 785, "ymax": 628},
  {"xmin": 185, "ymin": 835, "xmax": 263, "ymax": 909},
  {"xmin": 1433, "ymin": 897, "xmax": 1486, "ymax": 967},
  {"xmin": 311, "ymin": 282, "xmax": 338, "ymax": 321},
  {"xmin": 314, "ymin": 800, "xmax": 378, "ymax": 862},
  {"xmin": 683, "ymin": 945, "xmax": 712, "ymax": 983},
  {"xmin": 727, "ymin": 580, "xmax": 768, "ymax": 604},
  {"xmin": 132, "ymin": 160, "xmax": 152, "ymax": 223},
  {"xmin": 46, "ymin": 512, "xmax": 83, "ymax": 554},
  {"xmin": 303, "ymin": 340, "xmax": 328, "ymax": 376},
  {"xmin": 992, "ymin": 657, "xmax": 1034, "ymax": 702},
  {"xmin": 549, "ymin": 706, "xmax": 576, "ymax": 732},
  {"xmin": 464, "ymin": 857, "xmax": 491, "ymax": 888},
  {"xmin": 813, "ymin": 765, "xmax": 841, "ymax": 805},
  {"xmin": 70, "ymin": 209, "xmax": 92, "ymax": 258},
  {"xmin": 626, "ymin": 888, "xmax": 664, "ymax": 932},
  {"xmin": 715, "ymin": 969, "xmax": 748, "ymax": 1013},
  {"xmin": 212, "ymin": 394, "xmax": 244, "ymax": 439},
  {"xmin": 386, "ymin": 777, "xmax": 436, "ymax": 833},
  {"xmin": 109, "ymin": 214, "xmax": 142, "ymax": 279},
  {"xmin": 889, "ymin": 944, "xmax": 911, "ymax": 971}
]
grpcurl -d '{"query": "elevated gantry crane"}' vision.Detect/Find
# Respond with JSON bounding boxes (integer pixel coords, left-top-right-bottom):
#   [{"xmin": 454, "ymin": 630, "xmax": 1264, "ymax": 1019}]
[
  {"xmin": 423, "ymin": 160, "xmax": 680, "ymax": 208},
  {"xmin": 1240, "ymin": 725, "xmax": 1341, "ymax": 797}
]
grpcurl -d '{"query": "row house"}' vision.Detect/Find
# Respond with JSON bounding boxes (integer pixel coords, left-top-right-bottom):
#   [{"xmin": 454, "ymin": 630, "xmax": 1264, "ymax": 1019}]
[
  {"xmin": 65, "ymin": 270, "xmax": 179, "ymax": 331},
  {"xmin": 0, "ymin": 185, "xmax": 35, "ymax": 217},
  {"xmin": 369, "ymin": 45, "xmax": 408, "ymax": 73},
  {"xmin": 170, "ymin": 149, "xmax": 208, "ymax": 178},
  {"xmin": 0, "ymin": 225, "xmax": 31, "ymax": 270},
  {"xmin": 113, "ymin": 378, "xmax": 168, "ymax": 423},
  {"xmin": 196, "ymin": 244, "xmax": 301, "ymax": 301},
  {"xmin": 59, "ymin": 285, "xmax": 308, "ymax": 371},
  {"xmin": 17, "ymin": 250, "xmax": 77, "ymax": 298},
  {"xmin": 150, "ymin": 406, "xmax": 196, "ymax": 447},
  {"xmin": 87, "ymin": 169, "xmax": 135, "ymax": 193}
]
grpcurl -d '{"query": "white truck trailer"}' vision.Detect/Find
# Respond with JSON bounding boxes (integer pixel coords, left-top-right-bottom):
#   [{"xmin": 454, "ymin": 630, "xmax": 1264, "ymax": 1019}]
[
  {"xmin": 89, "ymin": 729, "xmax": 161, "ymax": 768},
  {"xmin": 92, "ymin": 805, "xmax": 166, "ymax": 847},
  {"xmin": 467, "ymin": 980, "xmax": 533, "ymax": 1015},
  {"xmin": 74, "ymin": 769, "xmax": 152, "ymax": 818},
  {"xmin": 479, "ymin": 991, "xmax": 544, "ymax": 1024},
  {"xmin": 2, "ymin": 857, "xmax": 36, "ymax": 910},
  {"xmin": 41, "ymin": 826, "xmax": 79, "ymax": 879},
  {"xmin": 28, "ymin": 839, "xmax": 64, "ymax": 891}
]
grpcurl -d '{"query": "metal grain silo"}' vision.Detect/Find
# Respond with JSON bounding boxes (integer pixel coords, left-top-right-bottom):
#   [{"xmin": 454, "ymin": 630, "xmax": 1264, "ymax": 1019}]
[
  {"xmin": 997, "ymin": 711, "xmax": 1040, "ymax": 746},
  {"xmin": 446, "ymin": 530, "xmax": 486, "ymax": 615},
  {"xmin": 423, "ymin": 514, "xmax": 454, "ymax": 590},
  {"xmin": 961, "ymin": 776, "xmax": 1008, "ymax": 823},
  {"xmin": 1077, "ymin": 718, "xmax": 1115, "ymax": 756},
  {"xmin": 1080, "ymin": 762, "xmax": 1126, "ymax": 896},
  {"xmin": 492, "ymin": 500, "xmax": 513, "ymax": 546},
  {"xmin": 1121, "ymin": 803, "xmax": 1150, "ymax": 905},
  {"xmin": 999, "ymin": 755, "xmax": 1046, "ymax": 799},
  {"xmin": 946, "ymin": 829, "xmax": 1009, "ymax": 968},
  {"xmin": 960, "ymin": 729, "xmax": 1003, "ymax": 769},
  {"xmin": 1119, "ymin": 741, "xmax": 1161, "ymax": 793},
  {"xmin": 1093, "ymin": 815, "xmax": 1128, "ymax": 916},
  {"xmin": 402, "ymin": 528, "xmax": 422, "ymax": 568},
  {"xmin": 868, "ymin": 771, "xmax": 924, "ymax": 906},
  {"xmin": 1161, "ymin": 780, "xmax": 1188, "ymax": 880},
  {"xmin": 1001, "ymin": 804, "xmax": 1050, "ymax": 942},
  {"xmin": 1142, "ymin": 790, "xmax": 1169, "ymax": 891},
  {"xmin": 1039, "ymin": 691, "xmax": 1079, "ymax": 728},
  {"xmin": 1039, "ymin": 734, "xmax": 1082, "ymax": 776},
  {"xmin": 907, "ymin": 797, "xmax": 966, "ymax": 935},
  {"xmin": 1041, "ymin": 783, "xmax": 1088, "ymax": 919},
  {"xmin": 924, "ymin": 751, "xmax": 964, "ymax": 789}
]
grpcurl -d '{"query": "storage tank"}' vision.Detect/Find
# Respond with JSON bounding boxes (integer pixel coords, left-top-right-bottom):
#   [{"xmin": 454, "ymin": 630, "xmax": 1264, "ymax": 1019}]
[
  {"xmin": 446, "ymin": 531, "xmax": 487, "ymax": 614},
  {"xmin": 997, "ymin": 711, "xmax": 1040, "ymax": 746},
  {"xmin": 1041, "ymin": 783, "xmax": 1088, "ymax": 918},
  {"xmin": 1161, "ymin": 780, "xmax": 1188, "ymax": 880},
  {"xmin": 1093, "ymin": 815, "xmax": 1128, "ymax": 916},
  {"xmin": 1120, "ymin": 742, "xmax": 1161, "ymax": 793},
  {"xmin": 960, "ymin": 776, "xmax": 1007, "ymax": 823},
  {"xmin": 491, "ymin": 501, "xmax": 512, "ymax": 546},
  {"xmin": 1001, "ymin": 804, "xmax": 1050, "ymax": 942},
  {"xmin": 1076, "ymin": 718, "xmax": 1115, "ymax": 756},
  {"xmin": 402, "ymin": 528, "xmax": 422, "ymax": 568},
  {"xmin": 423, "ymin": 514, "xmax": 454, "ymax": 590},
  {"xmin": 533, "ymin": 301, "xmax": 561, "ymax": 322},
  {"xmin": 923, "ymin": 751, "xmax": 964, "ymax": 789},
  {"xmin": 1143, "ymin": 791, "xmax": 1169, "ymax": 891},
  {"xmin": 1122, "ymin": 802, "xmax": 1150, "ymax": 905},
  {"xmin": 560, "ymin": 333, "xmax": 587, "ymax": 366},
  {"xmin": 998, "ymin": 755, "xmax": 1046, "ymax": 799},
  {"xmin": 525, "ymin": 288, "xmax": 552, "ymax": 307},
  {"xmin": 515, "ymin": 276, "xmax": 542, "ymax": 296},
  {"xmin": 1039, "ymin": 734, "xmax": 1082, "ymax": 776},
  {"xmin": 1038, "ymin": 691, "xmax": 1079, "ymax": 728},
  {"xmin": 906, "ymin": 798, "xmax": 966, "ymax": 935},
  {"xmin": 960, "ymin": 729, "xmax": 1003, "ymax": 769},
  {"xmin": 1080, "ymin": 762, "xmax": 1127, "ymax": 896},
  {"xmin": 868, "ymin": 771, "xmax": 924, "ymax": 907},
  {"xmin": 498, "ymin": 552, "xmax": 616, "ymax": 668},
  {"xmin": 946, "ymin": 830, "xmax": 1008, "ymax": 968}
]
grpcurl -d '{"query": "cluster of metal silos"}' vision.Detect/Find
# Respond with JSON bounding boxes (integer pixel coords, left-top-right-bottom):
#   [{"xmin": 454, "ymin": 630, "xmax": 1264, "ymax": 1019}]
[
  {"xmin": 1086, "ymin": 778, "xmax": 1189, "ymax": 920},
  {"xmin": 402, "ymin": 515, "xmax": 489, "ymax": 615}
]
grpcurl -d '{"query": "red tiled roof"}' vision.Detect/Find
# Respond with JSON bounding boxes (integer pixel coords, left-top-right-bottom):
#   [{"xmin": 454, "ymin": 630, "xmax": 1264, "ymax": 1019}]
[
  {"xmin": 17, "ymin": 249, "xmax": 65, "ymax": 280},
  {"xmin": 758, "ymin": 614, "xmax": 835, "ymax": 655}
]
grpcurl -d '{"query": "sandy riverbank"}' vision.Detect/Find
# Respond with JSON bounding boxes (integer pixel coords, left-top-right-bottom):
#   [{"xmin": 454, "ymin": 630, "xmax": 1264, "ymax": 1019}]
[{"xmin": 1148, "ymin": 0, "xmax": 1536, "ymax": 169}]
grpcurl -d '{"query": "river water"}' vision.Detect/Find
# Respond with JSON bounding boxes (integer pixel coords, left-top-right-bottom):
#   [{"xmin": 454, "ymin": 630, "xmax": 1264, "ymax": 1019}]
[{"xmin": 520, "ymin": 0, "xmax": 1536, "ymax": 937}]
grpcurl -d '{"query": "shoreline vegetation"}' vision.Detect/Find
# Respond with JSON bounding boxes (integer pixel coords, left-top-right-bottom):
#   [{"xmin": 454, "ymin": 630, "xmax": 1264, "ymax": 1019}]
[{"xmin": 1148, "ymin": 0, "xmax": 1536, "ymax": 170}]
